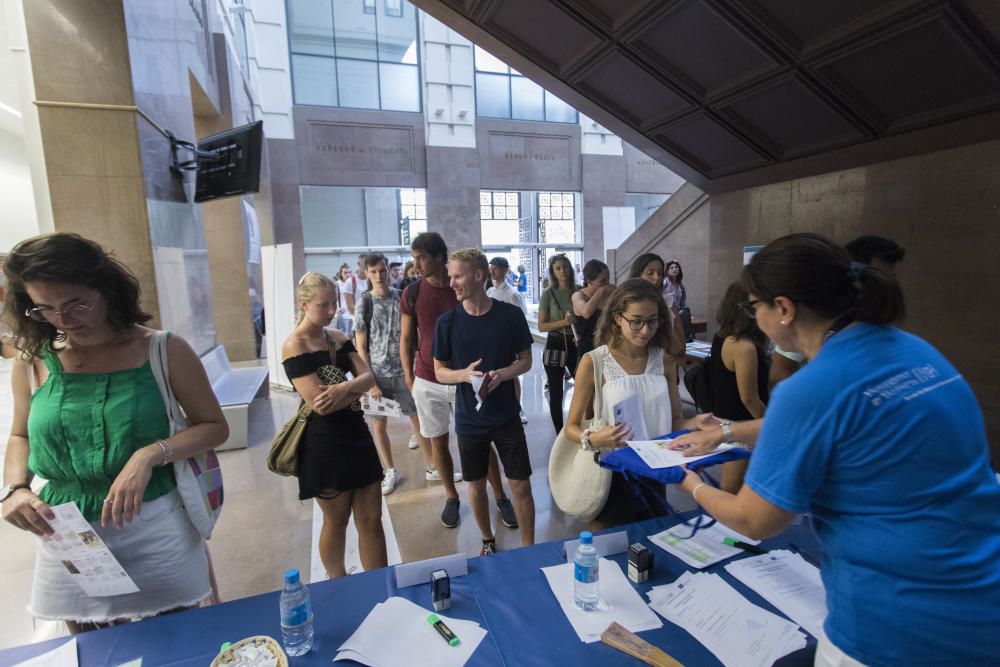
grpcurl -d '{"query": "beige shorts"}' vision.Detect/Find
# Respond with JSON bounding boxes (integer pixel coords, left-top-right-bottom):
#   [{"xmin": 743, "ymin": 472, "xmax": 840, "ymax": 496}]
[{"xmin": 411, "ymin": 376, "xmax": 455, "ymax": 439}]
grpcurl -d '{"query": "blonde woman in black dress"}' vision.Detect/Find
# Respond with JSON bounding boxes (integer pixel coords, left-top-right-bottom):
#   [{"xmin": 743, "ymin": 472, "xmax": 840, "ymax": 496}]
[{"xmin": 281, "ymin": 273, "xmax": 387, "ymax": 578}]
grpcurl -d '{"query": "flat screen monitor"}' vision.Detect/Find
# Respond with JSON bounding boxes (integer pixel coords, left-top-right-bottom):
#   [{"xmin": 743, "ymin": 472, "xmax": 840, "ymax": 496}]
[{"xmin": 194, "ymin": 120, "xmax": 263, "ymax": 203}]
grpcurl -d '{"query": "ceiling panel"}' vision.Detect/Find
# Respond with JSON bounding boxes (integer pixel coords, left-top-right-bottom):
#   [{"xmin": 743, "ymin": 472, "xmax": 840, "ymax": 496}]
[
  {"xmin": 813, "ymin": 10, "xmax": 1000, "ymax": 133},
  {"xmin": 628, "ymin": 0, "xmax": 783, "ymax": 99},
  {"xmin": 575, "ymin": 50, "xmax": 693, "ymax": 127},
  {"xmin": 414, "ymin": 0, "xmax": 1000, "ymax": 192},
  {"xmin": 718, "ymin": 75, "xmax": 869, "ymax": 159},
  {"xmin": 654, "ymin": 112, "xmax": 771, "ymax": 176}
]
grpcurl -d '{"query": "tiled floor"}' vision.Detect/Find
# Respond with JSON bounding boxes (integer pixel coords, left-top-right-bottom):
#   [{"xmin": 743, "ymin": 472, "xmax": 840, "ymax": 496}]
[{"xmin": 0, "ymin": 345, "xmax": 698, "ymax": 650}]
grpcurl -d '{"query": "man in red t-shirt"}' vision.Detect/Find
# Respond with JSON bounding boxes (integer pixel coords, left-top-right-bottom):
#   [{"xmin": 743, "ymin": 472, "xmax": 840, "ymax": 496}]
[{"xmin": 401, "ymin": 233, "xmax": 514, "ymax": 530}]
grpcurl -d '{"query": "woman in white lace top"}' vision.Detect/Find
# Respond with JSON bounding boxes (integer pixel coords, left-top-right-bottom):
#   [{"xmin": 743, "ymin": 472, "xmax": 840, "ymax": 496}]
[{"xmin": 564, "ymin": 279, "xmax": 714, "ymax": 524}]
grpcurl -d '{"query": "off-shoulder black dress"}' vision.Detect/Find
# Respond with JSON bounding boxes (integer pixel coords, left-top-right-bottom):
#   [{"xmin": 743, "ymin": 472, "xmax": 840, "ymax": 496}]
[{"xmin": 281, "ymin": 340, "xmax": 382, "ymax": 500}]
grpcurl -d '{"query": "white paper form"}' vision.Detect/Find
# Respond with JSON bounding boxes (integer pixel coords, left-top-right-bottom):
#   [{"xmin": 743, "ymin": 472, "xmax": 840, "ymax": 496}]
[
  {"xmin": 648, "ymin": 521, "xmax": 761, "ymax": 569},
  {"xmin": 41, "ymin": 503, "xmax": 139, "ymax": 597},
  {"xmin": 360, "ymin": 394, "xmax": 402, "ymax": 418},
  {"xmin": 724, "ymin": 550, "xmax": 828, "ymax": 637},
  {"xmin": 11, "ymin": 638, "xmax": 77, "ymax": 667},
  {"xmin": 627, "ymin": 440, "xmax": 735, "ymax": 469},
  {"xmin": 540, "ymin": 558, "xmax": 662, "ymax": 643},
  {"xmin": 335, "ymin": 596, "xmax": 486, "ymax": 667},
  {"xmin": 612, "ymin": 393, "xmax": 648, "ymax": 440},
  {"xmin": 469, "ymin": 376, "xmax": 485, "ymax": 412},
  {"xmin": 649, "ymin": 572, "xmax": 806, "ymax": 667}
]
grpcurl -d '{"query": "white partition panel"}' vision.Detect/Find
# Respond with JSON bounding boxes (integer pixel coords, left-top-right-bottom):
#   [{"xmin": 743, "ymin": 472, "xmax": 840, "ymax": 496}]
[{"xmin": 261, "ymin": 243, "xmax": 295, "ymax": 390}]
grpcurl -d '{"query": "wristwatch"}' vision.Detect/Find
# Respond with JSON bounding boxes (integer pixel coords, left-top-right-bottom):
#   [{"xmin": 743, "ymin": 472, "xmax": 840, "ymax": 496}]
[
  {"xmin": 0, "ymin": 482, "xmax": 30, "ymax": 504},
  {"xmin": 720, "ymin": 421, "xmax": 735, "ymax": 444}
]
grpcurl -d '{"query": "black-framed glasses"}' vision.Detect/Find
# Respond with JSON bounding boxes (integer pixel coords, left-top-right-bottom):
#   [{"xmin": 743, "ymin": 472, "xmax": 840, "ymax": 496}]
[
  {"xmin": 619, "ymin": 315, "xmax": 661, "ymax": 332},
  {"xmin": 25, "ymin": 301, "xmax": 95, "ymax": 323},
  {"xmin": 738, "ymin": 299, "xmax": 762, "ymax": 318}
]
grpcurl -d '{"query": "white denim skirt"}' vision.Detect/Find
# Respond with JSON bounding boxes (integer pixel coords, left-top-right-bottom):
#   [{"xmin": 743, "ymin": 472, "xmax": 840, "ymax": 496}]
[{"xmin": 28, "ymin": 489, "xmax": 211, "ymax": 623}]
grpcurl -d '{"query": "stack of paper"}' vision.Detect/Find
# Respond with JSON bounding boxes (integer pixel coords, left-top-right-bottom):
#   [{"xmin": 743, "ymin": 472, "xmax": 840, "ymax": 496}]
[
  {"xmin": 648, "ymin": 521, "xmax": 762, "ymax": 569},
  {"xmin": 335, "ymin": 597, "xmax": 486, "ymax": 667},
  {"xmin": 648, "ymin": 572, "xmax": 807, "ymax": 667},
  {"xmin": 540, "ymin": 558, "xmax": 662, "ymax": 643},
  {"xmin": 724, "ymin": 550, "xmax": 827, "ymax": 638},
  {"xmin": 627, "ymin": 440, "xmax": 735, "ymax": 469}
]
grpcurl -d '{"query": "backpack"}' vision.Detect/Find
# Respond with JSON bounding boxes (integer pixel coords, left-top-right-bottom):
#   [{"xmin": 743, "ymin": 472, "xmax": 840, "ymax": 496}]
[
  {"xmin": 403, "ymin": 280, "xmax": 421, "ymax": 353},
  {"xmin": 360, "ymin": 291, "xmax": 373, "ymax": 354},
  {"xmin": 683, "ymin": 358, "xmax": 713, "ymax": 413}
]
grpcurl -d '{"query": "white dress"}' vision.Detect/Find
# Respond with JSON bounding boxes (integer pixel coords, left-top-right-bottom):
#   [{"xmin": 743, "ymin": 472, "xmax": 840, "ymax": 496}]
[{"xmin": 593, "ymin": 344, "xmax": 672, "ymax": 439}]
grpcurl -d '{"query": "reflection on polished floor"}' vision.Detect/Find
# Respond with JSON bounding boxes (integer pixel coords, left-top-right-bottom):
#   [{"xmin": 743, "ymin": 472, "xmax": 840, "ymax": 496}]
[{"xmin": 0, "ymin": 344, "xmax": 697, "ymax": 650}]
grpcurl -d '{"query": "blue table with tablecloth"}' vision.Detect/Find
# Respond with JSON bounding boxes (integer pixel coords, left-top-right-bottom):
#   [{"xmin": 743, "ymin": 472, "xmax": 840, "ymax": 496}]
[{"xmin": 0, "ymin": 513, "xmax": 821, "ymax": 666}]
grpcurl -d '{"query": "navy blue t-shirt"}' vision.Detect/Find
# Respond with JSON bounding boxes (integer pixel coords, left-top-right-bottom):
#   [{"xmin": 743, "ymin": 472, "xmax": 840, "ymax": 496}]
[
  {"xmin": 433, "ymin": 300, "xmax": 533, "ymax": 435},
  {"xmin": 747, "ymin": 323, "xmax": 1000, "ymax": 666}
]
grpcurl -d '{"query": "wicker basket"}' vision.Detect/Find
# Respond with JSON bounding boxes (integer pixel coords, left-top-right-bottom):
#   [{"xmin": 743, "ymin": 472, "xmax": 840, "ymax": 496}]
[{"xmin": 210, "ymin": 635, "xmax": 288, "ymax": 667}]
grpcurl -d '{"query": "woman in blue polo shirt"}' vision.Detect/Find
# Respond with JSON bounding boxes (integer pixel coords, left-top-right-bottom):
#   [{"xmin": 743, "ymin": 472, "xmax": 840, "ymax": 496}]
[{"xmin": 677, "ymin": 233, "xmax": 1000, "ymax": 667}]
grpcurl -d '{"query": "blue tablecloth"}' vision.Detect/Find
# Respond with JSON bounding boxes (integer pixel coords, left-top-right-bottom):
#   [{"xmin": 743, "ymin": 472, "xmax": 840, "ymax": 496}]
[{"xmin": 0, "ymin": 514, "xmax": 821, "ymax": 666}]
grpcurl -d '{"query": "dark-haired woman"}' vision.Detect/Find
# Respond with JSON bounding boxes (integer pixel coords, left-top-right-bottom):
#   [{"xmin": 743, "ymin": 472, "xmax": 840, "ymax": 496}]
[
  {"xmin": 571, "ymin": 259, "xmax": 613, "ymax": 358},
  {"xmin": 707, "ymin": 282, "xmax": 768, "ymax": 493},
  {"xmin": 674, "ymin": 233, "xmax": 1000, "ymax": 666},
  {"xmin": 663, "ymin": 260, "xmax": 693, "ymax": 342},
  {"xmin": 1, "ymin": 233, "xmax": 228, "ymax": 632},
  {"xmin": 629, "ymin": 253, "xmax": 685, "ymax": 361},
  {"xmin": 538, "ymin": 255, "xmax": 579, "ymax": 433}
]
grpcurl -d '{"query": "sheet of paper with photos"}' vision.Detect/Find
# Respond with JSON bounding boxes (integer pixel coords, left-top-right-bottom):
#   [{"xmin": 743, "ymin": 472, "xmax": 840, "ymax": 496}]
[{"xmin": 41, "ymin": 502, "xmax": 139, "ymax": 597}]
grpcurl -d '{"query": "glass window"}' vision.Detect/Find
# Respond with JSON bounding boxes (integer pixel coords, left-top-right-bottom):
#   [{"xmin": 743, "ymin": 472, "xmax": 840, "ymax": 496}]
[
  {"xmin": 544, "ymin": 92, "xmax": 577, "ymax": 124},
  {"xmin": 292, "ymin": 54, "xmax": 338, "ymax": 107},
  {"xmin": 474, "ymin": 46, "xmax": 509, "ymax": 74},
  {"xmin": 537, "ymin": 192, "xmax": 578, "ymax": 244},
  {"xmin": 288, "ymin": 0, "xmax": 420, "ymax": 111},
  {"xmin": 337, "ymin": 59, "xmax": 379, "ymax": 109},
  {"xmin": 288, "ymin": 0, "xmax": 335, "ymax": 56},
  {"xmin": 379, "ymin": 63, "xmax": 420, "ymax": 112},
  {"xmin": 511, "ymin": 77, "xmax": 544, "ymax": 121},
  {"xmin": 398, "ymin": 188, "xmax": 427, "ymax": 245},
  {"xmin": 481, "ymin": 191, "xmax": 520, "ymax": 246},
  {"xmin": 333, "ymin": 0, "xmax": 377, "ymax": 61},
  {"xmin": 475, "ymin": 73, "xmax": 510, "ymax": 118},
  {"xmin": 473, "ymin": 44, "xmax": 579, "ymax": 123}
]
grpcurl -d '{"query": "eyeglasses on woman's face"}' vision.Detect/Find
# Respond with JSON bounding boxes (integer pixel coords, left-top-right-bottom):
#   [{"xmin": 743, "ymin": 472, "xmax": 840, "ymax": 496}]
[
  {"xmin": 618, "ymin": 314, "xmax": 661, "ymax": 332},
  {"xmin": 738, "ymin": 299, "xmax": 763, "ymax": 318},
  {"xmin": 25, "ymin": 300, "xmax": 96, "ymax": 324}
]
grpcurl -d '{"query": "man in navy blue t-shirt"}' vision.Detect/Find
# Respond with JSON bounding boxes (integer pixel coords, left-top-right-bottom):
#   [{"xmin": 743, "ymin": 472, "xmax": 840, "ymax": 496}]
[{"xmin": 434, "ymin": 249, "xmax": 535, "ymax": 555}]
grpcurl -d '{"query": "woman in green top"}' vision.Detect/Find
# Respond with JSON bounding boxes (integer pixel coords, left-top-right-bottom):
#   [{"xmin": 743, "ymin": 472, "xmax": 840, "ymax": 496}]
[
  {"xmin": 0, "ymin": 233, "xmax": 228, "ymax": 632},
  {"xmin": 538, "ymin": 254, "xmax": 579, "ymax": 433}
]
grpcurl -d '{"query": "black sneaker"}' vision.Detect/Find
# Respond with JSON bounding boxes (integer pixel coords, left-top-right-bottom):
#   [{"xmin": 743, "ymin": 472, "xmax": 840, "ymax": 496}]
[
  {"xmin": 480, "ymin": 540, "xmax": 498, "ymax": 556},
  {"xmin": 441, "ymin": 498, "xmax": 460, "ymax": 528},
  {"xmin": 496, "ymin": 498, "xmax": 518, "ymax": 529}
]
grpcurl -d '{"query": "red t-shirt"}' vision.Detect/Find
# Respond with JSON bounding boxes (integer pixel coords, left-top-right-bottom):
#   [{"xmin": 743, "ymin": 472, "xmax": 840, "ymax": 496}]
[{"xmin": 399, "ymin": 278, "xmax": 458, "ymax": 383}]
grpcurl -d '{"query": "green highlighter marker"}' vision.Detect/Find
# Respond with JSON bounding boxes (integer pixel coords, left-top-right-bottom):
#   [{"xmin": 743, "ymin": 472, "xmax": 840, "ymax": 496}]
[
  {"xmin": 427, "ymin": 613, "xmax": 460, "ymax": 647},
  {"xmin": 723, "ymin": 537, "xmax": 767, "ymax": 554}
]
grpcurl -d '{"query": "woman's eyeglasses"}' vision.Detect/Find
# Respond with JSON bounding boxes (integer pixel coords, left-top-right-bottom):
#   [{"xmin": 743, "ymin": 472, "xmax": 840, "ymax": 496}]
[
  {"xmin": 25, "ymin": 302, "xmax": 95, "ymax": 323},
  {"xmin": 737, "ymin": 299, "xmax": 762, "ymax": 318},
  {"xmin": 619, "ymin": 315, "xmax": 661, "ymax": 332}
]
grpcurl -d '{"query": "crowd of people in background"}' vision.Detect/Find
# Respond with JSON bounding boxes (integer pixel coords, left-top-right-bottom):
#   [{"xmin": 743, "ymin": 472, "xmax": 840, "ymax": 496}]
[{"xmin": 3, "ymin": 228, "xmax": 999, "ymax": 667}]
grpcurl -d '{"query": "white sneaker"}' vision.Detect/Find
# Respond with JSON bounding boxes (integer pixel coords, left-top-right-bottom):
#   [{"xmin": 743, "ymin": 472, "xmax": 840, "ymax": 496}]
[
  {"xmin": 519, "ymin": 410, "xmax": 528, "ymax": 424},
  {"xmin": 425, "ymin": 468, "xmax": 463, "ymax": 483},
  {"xmin": 408, "ymin": 435, "xmax": 419, "ymax": 450},
  {"xmin": 381, "ymin": 468, "xmax": 400, "ymax": 495}
]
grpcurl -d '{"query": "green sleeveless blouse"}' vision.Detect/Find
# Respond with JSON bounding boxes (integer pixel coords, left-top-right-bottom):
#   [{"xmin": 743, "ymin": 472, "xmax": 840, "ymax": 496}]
[{"xmin": 27, "ymin": 349, "xmax": 176, "ymax": 522}]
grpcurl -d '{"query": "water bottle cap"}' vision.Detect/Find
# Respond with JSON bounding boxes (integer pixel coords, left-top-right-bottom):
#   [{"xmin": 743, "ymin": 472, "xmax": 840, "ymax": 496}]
[
  {"xmin": 580, "ymin": 531, "xmax": 593, "ymax": 545},
  {"xmin": 284, "ymin": 568, "xmax": 301, "ymax": 584}
]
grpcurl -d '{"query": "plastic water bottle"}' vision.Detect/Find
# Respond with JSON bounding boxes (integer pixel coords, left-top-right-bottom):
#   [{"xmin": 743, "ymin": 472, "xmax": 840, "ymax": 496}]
[
  {"xmin": 279, "ymin": 568, "xmax": 314, "ymax": 656},
  {"xmin": 573, "ymin": 531, "xmax": 600, "ymax": 611}
]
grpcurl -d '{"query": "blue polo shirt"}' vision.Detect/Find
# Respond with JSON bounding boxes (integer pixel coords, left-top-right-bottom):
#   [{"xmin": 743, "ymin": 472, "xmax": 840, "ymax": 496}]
[
  {"xmin": 433, "ymin": 300, "xmax": 533, "ymax": 436},
  {"xmin": 746, "ymin": 323, "xmax": 1000, "ymax": 666}
]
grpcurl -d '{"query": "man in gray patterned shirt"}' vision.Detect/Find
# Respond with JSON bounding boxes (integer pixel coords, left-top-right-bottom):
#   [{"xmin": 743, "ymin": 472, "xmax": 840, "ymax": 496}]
[{"xmin": 355, "ymin": 253, "xmax": 431, "ymax": 495}]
